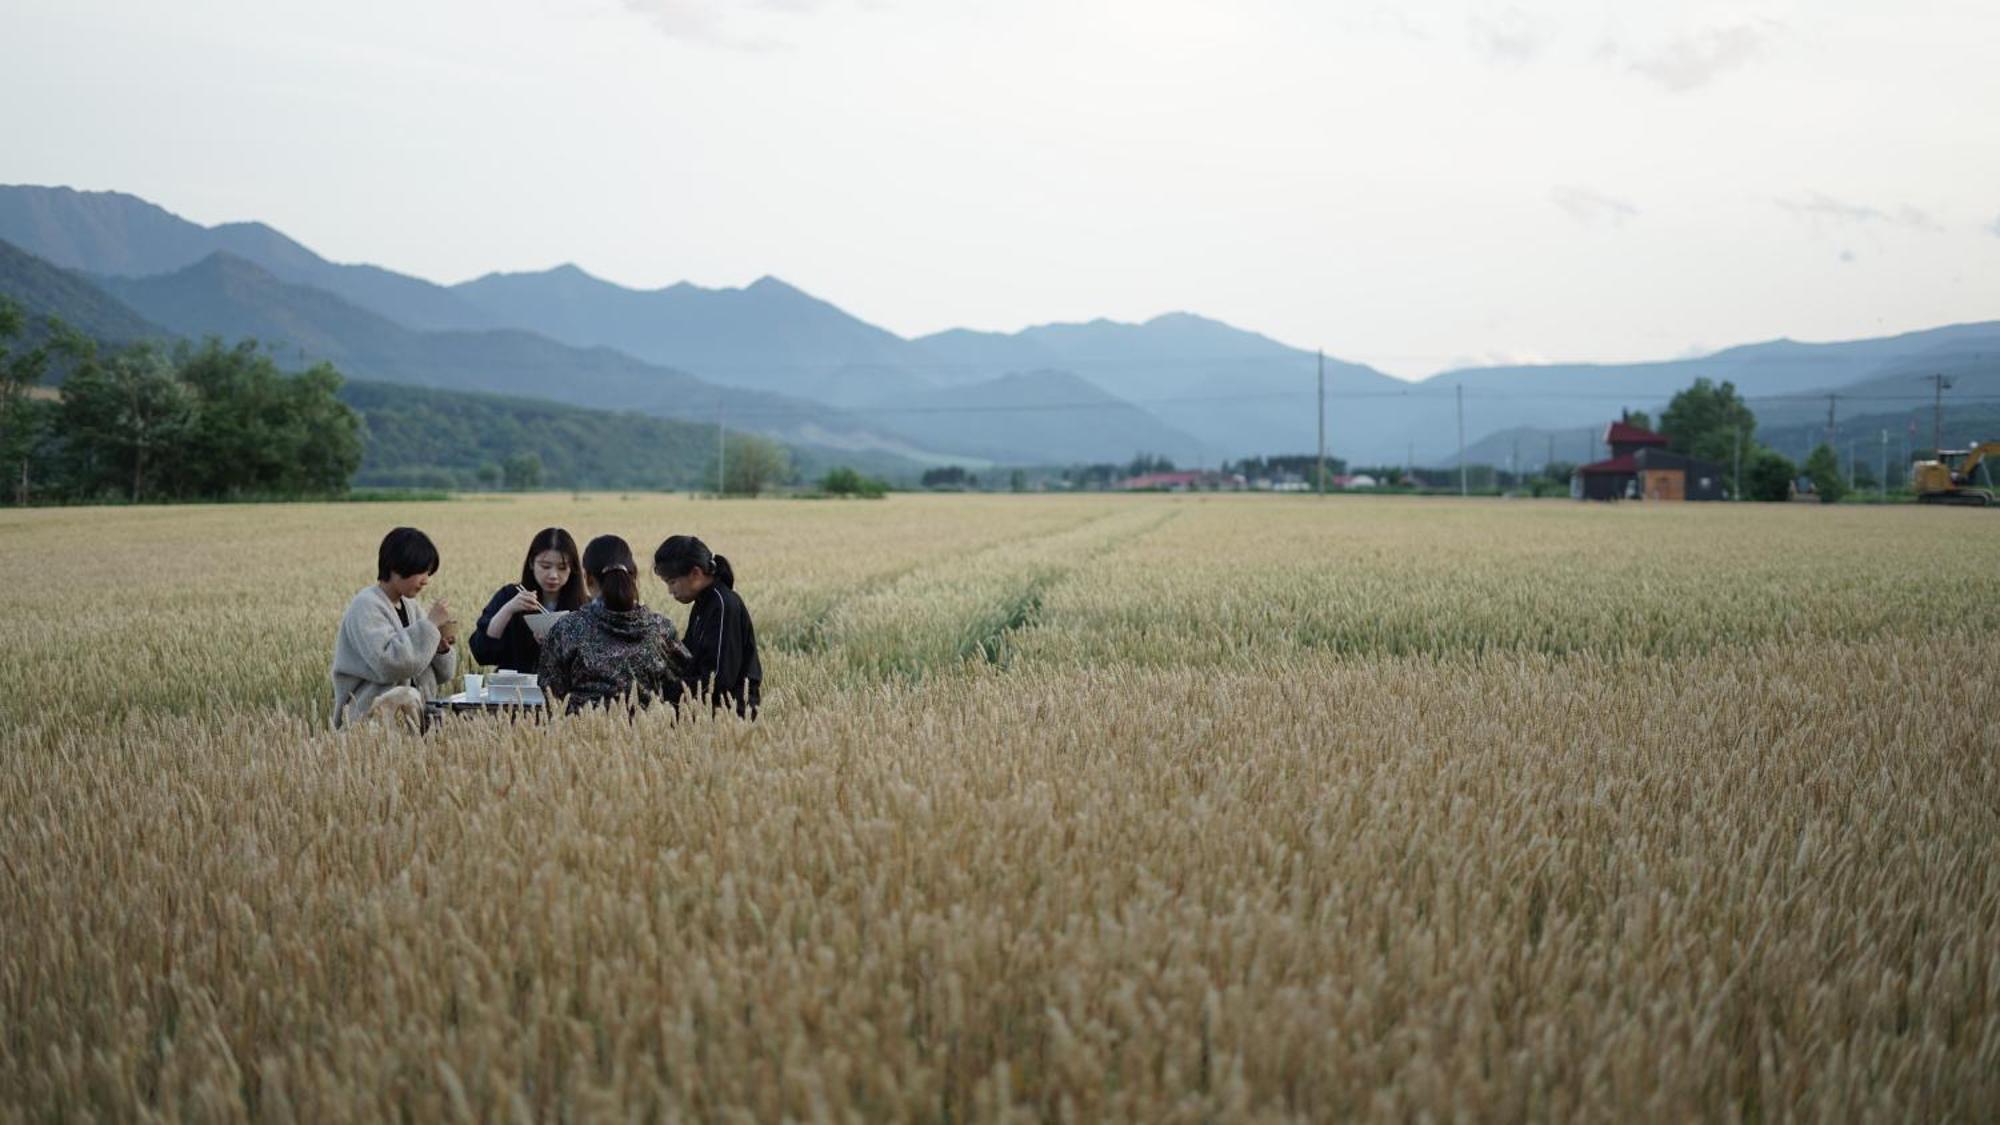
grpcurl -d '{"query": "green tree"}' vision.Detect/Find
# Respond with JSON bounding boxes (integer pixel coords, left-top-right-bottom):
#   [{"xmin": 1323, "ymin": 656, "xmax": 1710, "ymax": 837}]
[
  {"xmin": 1009, "ymin": 468, "xmax": 1027, "ymax": 492},
  {"xmin": 1743, "ymin": 447, "xmax": 1797, "ymax": 502},
  {"xmin": 175, "ymin": 341, "xmax": 361, "ymax": 497},
  {"xmin": 281, "ymin": 362, "xmax": 363, "ymax": 495},
  {"xmin": 0, "ymin": 299, "xmax": 53, "ymax": 504},
  {"xmin": 476, "ymin": 461, "xmax": 502, "ymax": 490},
  {"xmin": 1622, "ymin": 409, "xmax": 1653, "ymax": 432},
  {"xmin": 722, "ymin": 435, "xmax": 789, "ymax": 496},
  {"xmin": 502, "ymin": 451, "xmax": 544, "ymax": 491},
  {"xmin": 821, "ymin": 465, "xmax": 887, "ymax": 498},
  {"xmin": 59, "ymin": 344, "xmax": 196, "ymax": 502},
  {"xmin": 1660, "ymin": 378, "xmax": 1756, "ymax": 467},
  {"xmin": 1803, "ymin": 443, "xmax": 1847, "ymax": 503}
]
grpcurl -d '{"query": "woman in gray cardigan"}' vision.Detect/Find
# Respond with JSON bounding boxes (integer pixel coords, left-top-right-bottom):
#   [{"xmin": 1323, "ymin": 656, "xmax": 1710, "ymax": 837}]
[{"xmin": 330, "ymin": 527, "xmax": 458, "ymax": 727}]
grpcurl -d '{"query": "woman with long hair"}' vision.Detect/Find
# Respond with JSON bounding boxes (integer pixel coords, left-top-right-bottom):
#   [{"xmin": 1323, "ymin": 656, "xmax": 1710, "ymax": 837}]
[
  {"xmin": 653, "ymin": 534, "xmax": 761, "ymax": 718},
  {"xmin": 470, "ymin": 527, "xmax": 585, "ymax": 672}
]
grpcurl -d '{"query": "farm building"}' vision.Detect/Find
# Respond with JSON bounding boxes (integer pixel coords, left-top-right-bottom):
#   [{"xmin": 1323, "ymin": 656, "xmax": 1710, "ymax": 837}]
[
  {"xmin": 1572, "ymin": 420, "xmax": 1727, "ymax": 501},
  {"xmin": 1119, "ymin": 470, "xmax": 1247, "ymax": 492}
]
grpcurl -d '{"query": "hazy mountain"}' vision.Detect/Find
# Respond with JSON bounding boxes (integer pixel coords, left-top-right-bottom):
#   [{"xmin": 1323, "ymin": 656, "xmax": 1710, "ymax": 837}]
[
  {"xmin": 0, "ymin": 185, "xmax": 495, "ymax": 331},
  {"xmin": 0, "ymin": 241, "xmax": 925, "ymax": 487},
  {"xmin": 915, "ymin": 327, "xmax": 1065, "ymax": 386},
  {"xmin": 1416, "ymin": 322, "xmax": 2000, "ymax": 461},
  {"xmin": 0, "ymin": 237, "xmax": 161, "ymax": 346},
  {"xmin": 93, "ymin": 253, "xmax": 937, "ymax": 461},
  {"xmin": 916, "ymin": 313, "xmax": 1415, "ymax": 462},
  {"xmin": 851, "ymin": 370, "xmax": 1205, "ymax": 466},
  {"xmin": 444, "ymin": 266, "xmax": 1227, "ymax": 463},
  {"xmin": 13, "ymin": 184, "xmax": 1994, "ymax": 468},
  {"xmin": 920, "ymin": 312, "xmax": 1324, "ymax": 395},
  {"xmin": 451, "ymin": 265, "xmax": 928, "ymax": 396},
  {"xmin": 342, "ymin": 380, "xmax": 921, "ymax": 492}
]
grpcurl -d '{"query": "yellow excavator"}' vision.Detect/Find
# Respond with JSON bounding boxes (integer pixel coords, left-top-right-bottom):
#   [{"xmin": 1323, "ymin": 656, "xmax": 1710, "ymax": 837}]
[{"xmin": 1912, "ymin": 442, "xmax": 1999, "ymax": 506}]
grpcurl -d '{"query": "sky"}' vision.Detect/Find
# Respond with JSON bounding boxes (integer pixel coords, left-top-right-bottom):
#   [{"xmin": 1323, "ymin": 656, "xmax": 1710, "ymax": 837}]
[{"xmin": 3, "ymin": 0, "xmax": 1996, "ymax": 378}]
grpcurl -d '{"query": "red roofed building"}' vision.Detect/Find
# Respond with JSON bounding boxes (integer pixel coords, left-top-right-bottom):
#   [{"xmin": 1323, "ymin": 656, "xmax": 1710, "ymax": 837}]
[
  {"xmin": 1573, "ymin": 417, "xmax": 1727, "ymax": 501},
  {"xmin": 1119, "ymin": 470, "xmax": 1247, "ymax": 492}
]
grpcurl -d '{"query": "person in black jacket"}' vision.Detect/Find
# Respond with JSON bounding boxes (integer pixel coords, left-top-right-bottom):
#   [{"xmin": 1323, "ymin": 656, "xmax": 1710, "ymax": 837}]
[
  {"xmin": 653, "ymin": 535, "xmax": 761, "ymax": 718},
  {"xmin": 470, "ymin": 527, "xmax": 586, "ymax": 672}
]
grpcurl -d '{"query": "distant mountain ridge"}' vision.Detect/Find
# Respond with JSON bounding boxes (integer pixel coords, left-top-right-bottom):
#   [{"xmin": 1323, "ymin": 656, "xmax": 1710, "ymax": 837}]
[
  {"xmin": 0, "ymin": 185, "xmax": 496, "ymax": 331},
  {"xmin": 91, "ymin": 252, "xmax": 940, "ymax": 461},
  {"xmin": 5, "ymin": 183, "xmax": 1994, "ymax": 466},
  {"xmin": 0, "ymin": 237, "xmax": 161, "ymax": 345},
  {"xmin": 451, "ymin": 264, "xmax": 921, "ymax": 395}
]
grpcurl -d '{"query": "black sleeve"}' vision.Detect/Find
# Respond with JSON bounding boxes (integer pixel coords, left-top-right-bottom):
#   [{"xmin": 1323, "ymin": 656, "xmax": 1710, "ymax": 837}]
[
  {"xmin": 706, "ymin": 590, "xmax": 759, "ymax": 715},
  {"xmin": 469, "ymin": 586, "xmax": 516, "ymax": 668}
]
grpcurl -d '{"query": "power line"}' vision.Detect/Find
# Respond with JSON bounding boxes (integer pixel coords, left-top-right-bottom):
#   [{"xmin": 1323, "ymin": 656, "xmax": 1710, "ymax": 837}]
[{"xmin": 682, "ymin": 384, "xmax": 2000, "ymax": 423}]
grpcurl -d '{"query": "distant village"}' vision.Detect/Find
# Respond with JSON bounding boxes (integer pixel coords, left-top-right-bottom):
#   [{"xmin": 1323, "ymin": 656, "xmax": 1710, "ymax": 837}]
[{"xmin": 914, "ymin": 417, "xmax": 1721, "ymax": 499}]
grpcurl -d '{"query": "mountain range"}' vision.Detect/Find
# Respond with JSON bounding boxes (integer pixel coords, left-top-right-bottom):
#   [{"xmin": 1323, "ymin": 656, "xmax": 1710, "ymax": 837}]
[{"xmin": 3, "ymin": 183, "xmax": 1995, "ymax": 468}]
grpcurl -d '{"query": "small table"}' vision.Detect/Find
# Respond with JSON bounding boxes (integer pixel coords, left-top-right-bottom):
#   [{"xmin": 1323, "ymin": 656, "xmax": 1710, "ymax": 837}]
[{"xmin": 432, "ymin": 687, "xmax": 550, "ymax": 720}]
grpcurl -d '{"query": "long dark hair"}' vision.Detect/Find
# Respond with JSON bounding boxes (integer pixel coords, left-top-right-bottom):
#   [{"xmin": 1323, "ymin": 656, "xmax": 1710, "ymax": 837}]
[
  {"xmin": 581, "ymin": 534, "xmax": 641, "ymax": 612},
  {"xmin": 520, "ymin": 527, "xmax": 585, "ymax": 610},
  {"xmin": 653, "ymin": 535, "xmax": 734, "ymax": 589}
]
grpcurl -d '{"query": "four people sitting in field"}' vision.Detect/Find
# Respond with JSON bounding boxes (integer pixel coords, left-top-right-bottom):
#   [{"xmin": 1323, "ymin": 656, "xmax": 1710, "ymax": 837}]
[{"xmin": 330, "ymin": 524, "xmax": 759, "ymax": 726}]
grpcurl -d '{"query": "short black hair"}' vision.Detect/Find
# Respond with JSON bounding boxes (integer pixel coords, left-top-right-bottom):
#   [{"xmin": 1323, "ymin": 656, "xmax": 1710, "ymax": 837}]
[{"xmin": 377, "ymin": 527, "xmax": 440, "ymax": 581}]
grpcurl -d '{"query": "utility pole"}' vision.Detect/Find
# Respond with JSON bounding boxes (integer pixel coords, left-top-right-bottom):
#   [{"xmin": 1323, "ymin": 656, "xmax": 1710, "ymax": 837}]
[
  {"xmin": 1732, "ymin": 425, "xmax": 1742, "ymax": 501},
  {"xmin": 1545, "ymin": 434, "xmax": 1555, "ymax": 475},
  {"xmin": 1930, "ymin": 374, "xmax": 1951, "ymax": 457},
  {"xmin": 1879, "ymin": 429, "xmax": 1888, "ymax": 499},
  {"xmin": 1825, "ymin": 393, "xmax": 1838, "ymax": 454},
  {"xmin": 1456, "ymin": 383, "xmax": 1467, "ymax": 497},
  {"xmin": 1316, "ymin": 348, "xmax": 1326, "ymax": 496},
  {"xmin": 715, "ymin": 395, "xmax": 726, "ymax": 496},
  {"xmin": 1510, "ymin": 433, "xmax": 1520, "ymax": 493}
]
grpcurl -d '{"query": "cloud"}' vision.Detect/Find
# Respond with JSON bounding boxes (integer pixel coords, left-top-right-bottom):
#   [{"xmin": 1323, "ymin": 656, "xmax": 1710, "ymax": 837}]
[
  {"xmin": 1469, "ymin": 7, "xmax": 1555, "ymax": 65},
  {"xmin": 1450, "ymin": 349, "xmax": 1550, "ymax": 369},
  {"xmin": 1777, "ymin": 193, "xmax": 1941, "ymax": 232},
  {"xmin": 618, "ymin": 0, "xmax": 832, "ymax": 48},
  {"xmin": 1839, "ymin": 249, "xmax": 1856, "ymax": 264},
  {"xmin": 1990, "ymin": 214, "xmax": 2000, "ymax": 238},
  {"xmin": 1337, "ymin": 7, "xmax": 1440, "ymax": 43},
  {"xmin": 1550, "ymin": 186, "xmax": 1638, "ymax": 227},
  {"xmin": 1622, "ymin": 23, "xmax": 1775, "ymax": 91}
]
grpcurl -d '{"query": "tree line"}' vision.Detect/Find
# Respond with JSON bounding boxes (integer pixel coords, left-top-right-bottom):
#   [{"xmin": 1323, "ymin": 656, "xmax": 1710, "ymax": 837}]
[{"xmin": 0, "ymin": 302, "xmax": 361, "ymax": 504}]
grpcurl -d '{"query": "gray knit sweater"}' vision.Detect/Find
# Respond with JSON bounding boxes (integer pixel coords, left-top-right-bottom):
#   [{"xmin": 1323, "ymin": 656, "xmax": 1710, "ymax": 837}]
[{"xmin": 330, "ymin": 585, "xmax": 458, "ymax": 727}]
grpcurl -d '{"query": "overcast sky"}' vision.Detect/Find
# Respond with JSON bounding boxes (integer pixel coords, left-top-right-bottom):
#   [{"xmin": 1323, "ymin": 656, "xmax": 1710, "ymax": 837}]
[{"xmin": 4, "ymin": 0, "xmax": 1996, "ymax": 377}]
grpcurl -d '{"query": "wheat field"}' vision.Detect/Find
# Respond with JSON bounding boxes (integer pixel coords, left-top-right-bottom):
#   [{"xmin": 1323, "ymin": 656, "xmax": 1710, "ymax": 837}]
[{"xmin": 2, "ymin": 493, "xmax": 1996, "ymax": 1122}]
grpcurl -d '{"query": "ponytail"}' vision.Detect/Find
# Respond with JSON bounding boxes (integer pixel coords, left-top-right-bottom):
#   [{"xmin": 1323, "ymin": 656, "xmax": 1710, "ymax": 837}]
[
  {"xmin": 598, "ymin": 566, "xmax": 639, "ymax": 612},
  {"xmin": 654, "ymin": 535, "xmax": 734, "ymax": 588},
  {"xmin": 581, "ymin": 534, "xmax": 641, "ymax": 613}
]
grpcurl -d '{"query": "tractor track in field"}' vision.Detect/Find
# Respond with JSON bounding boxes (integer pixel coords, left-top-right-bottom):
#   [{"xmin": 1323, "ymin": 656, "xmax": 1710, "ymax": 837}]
[
  {"xmin": 956, "ymin": 506, "xmax": 1182, "ymax": 667},
  {"xmin": 765, "ymin": 506, "xmax": 1120, "ymax": 656}
]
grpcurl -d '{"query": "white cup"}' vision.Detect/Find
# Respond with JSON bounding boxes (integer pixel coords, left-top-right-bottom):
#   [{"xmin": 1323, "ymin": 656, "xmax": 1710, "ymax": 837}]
[{"xmin": 463, "ymin": 674, "xmax": 484, "ymax": 701}]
